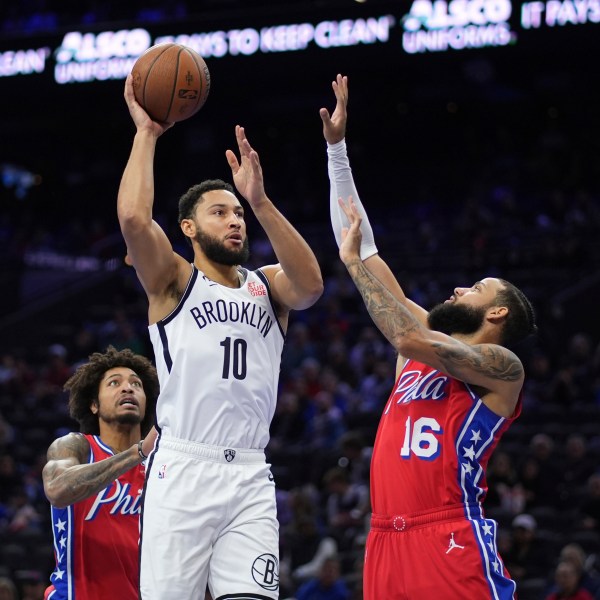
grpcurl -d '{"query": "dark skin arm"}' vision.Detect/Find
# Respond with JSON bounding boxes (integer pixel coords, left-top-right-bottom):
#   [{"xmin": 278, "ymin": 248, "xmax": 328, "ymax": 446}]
[
  {"xmin": 42, "ymin": 432, "xmax": 144, "ymax": 509},
  {"xmin": 339, "ymin": 200, "xmax": 523, "ymax": 417}
]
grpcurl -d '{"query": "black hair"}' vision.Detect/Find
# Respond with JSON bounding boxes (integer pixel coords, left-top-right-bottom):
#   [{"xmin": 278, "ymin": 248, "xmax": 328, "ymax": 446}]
[
  {"xmin": 496, "ymin": 279, "xmax": 538, "ymax": 347},
  {"xmin": 177, "ymin": 179, "xmax": 236, "ymax": 247},
  {"xmin": 65, "ymin": 346, "xmax": 159, "ymax": 435},
  {"xmin": 177, "ymin": 179, "xmax": 235, "ymax": 223}
]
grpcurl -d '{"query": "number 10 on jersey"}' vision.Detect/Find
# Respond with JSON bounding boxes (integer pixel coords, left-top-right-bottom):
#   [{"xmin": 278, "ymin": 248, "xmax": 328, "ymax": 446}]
[{"xmin": 220, "ymin": 337, "xmax": 248, "ymax": 380}]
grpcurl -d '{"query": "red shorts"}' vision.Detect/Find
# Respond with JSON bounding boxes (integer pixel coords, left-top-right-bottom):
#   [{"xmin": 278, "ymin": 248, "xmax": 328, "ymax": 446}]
[{"xmin": 363, "ymin": 504, "xmax": 517, "ymax": 600}]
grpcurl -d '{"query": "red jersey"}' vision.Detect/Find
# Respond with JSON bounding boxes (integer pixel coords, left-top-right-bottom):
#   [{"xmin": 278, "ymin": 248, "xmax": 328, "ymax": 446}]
[
  {"xmin": 45, "ymin": 434, "xmax": 144, "ymax": 600},
  {"xmin": 371, "ymin": 359, "xmax": 521, "ymax": 518}
]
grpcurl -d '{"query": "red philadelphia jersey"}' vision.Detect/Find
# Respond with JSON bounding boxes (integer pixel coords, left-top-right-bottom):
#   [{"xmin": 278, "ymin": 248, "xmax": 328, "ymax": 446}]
[
  {"xmin": 45, "ymin": 434, "xmax": 145, "ymax": 600},
  {"xmin": 371, "ymin": 359, "xmax": 521, "ymax": 518}
]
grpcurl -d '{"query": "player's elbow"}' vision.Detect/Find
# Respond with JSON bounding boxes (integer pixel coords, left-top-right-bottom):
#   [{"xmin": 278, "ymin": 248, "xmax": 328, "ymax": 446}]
[
  {"xmin": 391, "ymin": 331, "xmax": 426, "ymax": 358},
  {"xmin": 44, "ymin": 481, "xmax": 71, "ymax": 509},
  {"xmin": 301, "ymin": 276, "xmax": 324, "ymax": 308},
  {"xmin": 309, "ymin": 276, "xmax": 324, "ymax": 303},
  {"xmin": 117, "ymin": 209, "xmax": 148, "ymax": 235}
]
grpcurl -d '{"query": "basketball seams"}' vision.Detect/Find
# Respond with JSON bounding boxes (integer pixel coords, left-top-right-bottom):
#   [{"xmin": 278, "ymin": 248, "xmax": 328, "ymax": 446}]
[
  {"xmin": 183, "ymin": 48, "xmax": 204, "ymax": 117},
  {"xmin": 140, "ymin": 43, "xmax": 174, "ymax": 118},
  {"xmin": 161, "ymin": 47, "xmax": 183, "ymax": 123}
]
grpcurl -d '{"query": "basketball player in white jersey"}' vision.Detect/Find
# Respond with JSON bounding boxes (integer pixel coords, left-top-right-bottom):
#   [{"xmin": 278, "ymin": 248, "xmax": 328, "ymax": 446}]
[{"xmin": 118, "ymin": 75, "xmax": 323, "ymax": 600}]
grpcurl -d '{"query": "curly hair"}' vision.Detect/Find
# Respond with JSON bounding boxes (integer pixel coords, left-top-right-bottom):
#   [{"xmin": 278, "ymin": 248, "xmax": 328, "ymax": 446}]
[{"xmin": 65, "ymin": 346, "xmax": 159, "ymax": 435}]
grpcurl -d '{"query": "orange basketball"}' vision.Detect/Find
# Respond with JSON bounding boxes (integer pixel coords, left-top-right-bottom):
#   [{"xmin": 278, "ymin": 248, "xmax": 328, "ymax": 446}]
[{"xmin": 131, "ymin": 43, "xmax": 210, "ymax": 123}]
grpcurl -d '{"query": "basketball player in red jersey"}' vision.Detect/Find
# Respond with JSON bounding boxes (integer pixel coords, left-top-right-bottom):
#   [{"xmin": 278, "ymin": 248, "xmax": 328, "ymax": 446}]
[
  {"xmin": 321, "ymin": 75, "xmax": 537, "ymax": 599},
  {"xmin": 42, "ymin": 346, "xmax": 159, "ymax": 600}
]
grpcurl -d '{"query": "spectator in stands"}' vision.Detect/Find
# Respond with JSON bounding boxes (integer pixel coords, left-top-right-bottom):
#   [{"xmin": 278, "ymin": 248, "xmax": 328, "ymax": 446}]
[
  {"xmin": 0, "ymin": 412, "xmax": 14, "ymax": 447},
  {"xmin": 295, "ymin": 556, "xmax": 350, "ymax": 600},
  {"xmin": 0, "ymin": 455, "xmax": 19, "ymax": 504},
  {"xmin": 41, "ymin": 344, "xmax": 71, "ymax": 391},
  {"xmin": 0, "ymin": 576, "xmax": 17, "ymax": 600},
  {"xmin": 486, "ymin": 450, "xmax": 526, "ymax": 515},
  {"xmin": 552, "ymin": 333, "xmax": 595, "ymax": 408},
  {"xmin": 544, "ymin": 560, "xmax": 594, "ymax": 600},
  {"xmin": 16, "ymin": 570, "xmax": 46, "ymax": 600},
  {"xmin": 520, "ymin": 434, "xmax": 561, "ymax": 509},
  {"xmin": 558, "ymin": 435, "xmax": 597, "ymax": 505},
  {"xmin": 504, "ymin": 514, "xmax": 556, "ymax": 585},
  {"xmin": 556, "ymin": 543, "xmax": 600, "ymax": 597},
  {"xmin": 337, "ymin": 431, "xmax": 372, "ymax": 487},
  {"xmin": 323, "ymin": 466, "xmax": 369, "ymax": 552},
  {"xmin": 280, "ymin": 486, "xmax": 337, "ymax": 591},
  {"xmin": 281, "ymin": 322, "xmax": 319, "ymax": 373},
  {"xmin": 5, "ymin": 486, "xmax": 41, "ymax": 535},
  {"xmin": 305, "ymin": 391, "xmax": 346, "ymax": 455},
  {"xmin": 578, "ymin": 472, "xmax": 600, "ymax": 532}
]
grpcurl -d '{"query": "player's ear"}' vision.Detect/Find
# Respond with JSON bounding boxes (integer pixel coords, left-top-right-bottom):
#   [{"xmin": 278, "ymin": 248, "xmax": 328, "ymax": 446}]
[
  {"xmin": 487, "ymin": 305, "xmax": 508, "ymax": 324},
  {"xmin": 90, "ymin": 400, "xmax": 99, "ymax": 415},
  {"xmin": 180, "ymin": 218, "xmax": 195, "ymax": 240}
]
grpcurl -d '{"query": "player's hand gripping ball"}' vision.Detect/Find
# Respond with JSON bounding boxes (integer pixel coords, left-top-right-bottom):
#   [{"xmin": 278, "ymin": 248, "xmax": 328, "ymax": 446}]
[{"xmin": 131, "ymin": 43, "xmax": 210, "ymax": 123}]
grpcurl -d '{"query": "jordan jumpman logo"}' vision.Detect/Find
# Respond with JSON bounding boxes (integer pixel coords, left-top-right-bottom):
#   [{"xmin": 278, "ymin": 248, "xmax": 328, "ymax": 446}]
[{"xmin": 446, "ymin": 532, "xmax": 465, "ymax": 554}]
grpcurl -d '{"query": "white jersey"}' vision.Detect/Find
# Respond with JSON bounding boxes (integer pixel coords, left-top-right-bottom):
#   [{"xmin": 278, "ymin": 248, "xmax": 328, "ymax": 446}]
[{"xmin": 149, "ymin": 265, "xmax": 285, "ymax": 449}]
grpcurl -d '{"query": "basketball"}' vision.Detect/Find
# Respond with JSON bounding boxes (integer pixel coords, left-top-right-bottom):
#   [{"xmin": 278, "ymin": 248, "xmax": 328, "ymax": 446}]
[{"xmin": 131, "ymin": 43, "xmax": 210, "ymax": 123}]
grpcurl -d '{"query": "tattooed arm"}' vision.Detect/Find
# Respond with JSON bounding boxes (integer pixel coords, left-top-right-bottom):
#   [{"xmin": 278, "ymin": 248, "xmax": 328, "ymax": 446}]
[
  {"xmin": 339, "ymin": 200, "xmax": 524, "ymax": 416},
  {"xmin": 42, "ymin": 432, "xmax": 142, "ymax": 509}
]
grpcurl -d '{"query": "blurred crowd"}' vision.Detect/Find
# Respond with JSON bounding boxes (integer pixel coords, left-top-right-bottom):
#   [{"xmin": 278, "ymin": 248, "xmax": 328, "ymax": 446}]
[
  {"xmin": 1, "ymin": 181, "xmax": 600, "ymax": 599},
  {"xmin": 1, "ymin": 4, "xmax": 600, "ymax": 596}
]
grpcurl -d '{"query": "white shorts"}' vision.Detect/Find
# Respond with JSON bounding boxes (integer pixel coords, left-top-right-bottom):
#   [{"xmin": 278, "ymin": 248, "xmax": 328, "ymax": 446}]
[{"xmin": 139, "ymin": 436, "xmax": 279, "ymax": 600}]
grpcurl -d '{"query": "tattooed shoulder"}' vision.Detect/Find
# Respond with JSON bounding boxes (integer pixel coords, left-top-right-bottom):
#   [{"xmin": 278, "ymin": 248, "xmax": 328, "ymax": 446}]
[
  {"xmin": 432, "ymin": 341, "xmax": 524, "ymax": 383},
  {"xmin": 47, "ymin": 432, "xmax": 90, "ymax": 463}
]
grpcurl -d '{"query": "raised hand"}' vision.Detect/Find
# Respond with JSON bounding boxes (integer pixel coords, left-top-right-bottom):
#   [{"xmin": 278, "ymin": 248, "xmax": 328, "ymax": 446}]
[
  {"xmin": 225, "ymin": 125, "xmax": 267, "ymax": 208},
  {"xmin": 123, "ymin": 74, "xmax": 174, "ymax": 137},
  {"xmin": 319, "ymin": 73, "xmax": 348, "ymax": 145}
]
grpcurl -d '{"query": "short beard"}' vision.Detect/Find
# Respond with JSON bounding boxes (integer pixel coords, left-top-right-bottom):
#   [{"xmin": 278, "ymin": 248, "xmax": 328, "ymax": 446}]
[
  {"xmin": 195, "ymin": 229, "xmax": 250, "ymax": 266},
  {"xmin": 98, "ymin": 411, "xmax": 142, "ymax": 427},
  {"xmin": 427, "ymin": 302, "xmax": 487, "ymax": 336}
]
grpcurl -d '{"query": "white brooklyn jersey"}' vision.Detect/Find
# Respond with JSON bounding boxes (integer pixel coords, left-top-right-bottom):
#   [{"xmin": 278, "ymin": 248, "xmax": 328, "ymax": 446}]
[{"xmin": 149, "ymin": 266, "xmax": 285, "ymax": 449}]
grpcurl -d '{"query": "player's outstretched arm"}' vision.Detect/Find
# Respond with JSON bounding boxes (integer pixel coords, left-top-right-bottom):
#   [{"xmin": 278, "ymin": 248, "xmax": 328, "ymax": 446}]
[
  {"xmin": 42, "ymin": 432, "xmax": 146, "ymax": 509},
  {"xmin": 118, "ymin": 75, "xmax": 188, "ymax": 307},
  {"xmin": 226, "ymin": 126, "xmax": 323, "ymax": 311},
  {"xmin": 320, "ymin": 74, "xmax": 377, "ymax": 259},
  {"xmin": 339, "ymin": 199, "xmax": 523, "ymax": 415},
  {"xmin": 320, "ymin": 74, "xmax": 428, "ymax": 331}
]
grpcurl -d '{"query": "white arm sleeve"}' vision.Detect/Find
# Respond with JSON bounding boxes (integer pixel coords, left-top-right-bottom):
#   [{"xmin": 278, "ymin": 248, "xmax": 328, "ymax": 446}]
[{"xmin": 327, "ymin": 139, "xmax": 378, "ymax": 260}]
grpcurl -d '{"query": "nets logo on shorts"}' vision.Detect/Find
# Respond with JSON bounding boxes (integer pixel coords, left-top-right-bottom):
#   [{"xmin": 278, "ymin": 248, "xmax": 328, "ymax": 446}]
[
  {"xmin": 224, "ymin": 449, "xmax": 236, "ymax": 462},
  {"xmin": 251, "ymin": 553, "xmax": 279, "ymax": 591}
]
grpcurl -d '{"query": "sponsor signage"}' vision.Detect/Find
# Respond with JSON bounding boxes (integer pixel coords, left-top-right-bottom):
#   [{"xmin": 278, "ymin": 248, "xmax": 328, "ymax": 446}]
[{"xmin": 0, "ymin": 2, "xmax": 597, "ymax": 82}]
